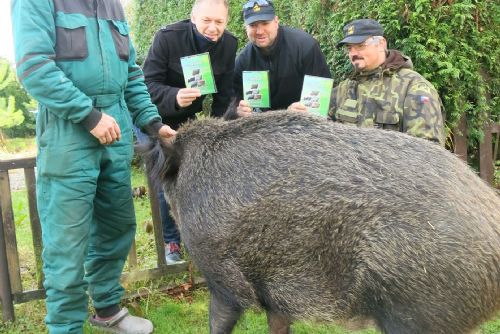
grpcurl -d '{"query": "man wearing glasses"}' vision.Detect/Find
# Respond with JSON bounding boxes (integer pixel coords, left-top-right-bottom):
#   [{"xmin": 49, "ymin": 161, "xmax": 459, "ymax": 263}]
[
  {"xmin": 328, "ymin": 19, "xmax": 445, "ymax": 145},
  {"xmin": 233, "ymin": 0, "xmax": 331, "ymax": 116}
]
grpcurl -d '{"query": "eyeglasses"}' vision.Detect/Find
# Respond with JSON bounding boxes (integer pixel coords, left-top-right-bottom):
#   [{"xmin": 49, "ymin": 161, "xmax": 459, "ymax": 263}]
[
  {"xmin": 243, "ymin": 0, "xmax": 273, "ymax": 10},
  {"xmin": 344, "ymin": 37, "xmax": 380, "ymax": 52}
]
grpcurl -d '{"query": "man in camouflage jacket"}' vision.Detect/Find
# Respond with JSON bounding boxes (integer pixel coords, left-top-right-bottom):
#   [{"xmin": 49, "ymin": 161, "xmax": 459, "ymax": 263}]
[{"xmin": 329, "ymin": 19, "xmax": 445, "ymax": 145}]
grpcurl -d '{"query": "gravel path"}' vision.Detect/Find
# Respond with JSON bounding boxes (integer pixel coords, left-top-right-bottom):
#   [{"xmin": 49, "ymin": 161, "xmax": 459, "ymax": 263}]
[{"xmin": 8, "ymin": 169, "xmax": 30, "ymax": 191}]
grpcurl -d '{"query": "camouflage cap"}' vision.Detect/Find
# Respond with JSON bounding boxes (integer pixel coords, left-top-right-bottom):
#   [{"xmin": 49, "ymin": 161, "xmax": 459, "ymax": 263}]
[{"xmin": 337, "ymin": 19, "xmax": 384, "ymax": 47}]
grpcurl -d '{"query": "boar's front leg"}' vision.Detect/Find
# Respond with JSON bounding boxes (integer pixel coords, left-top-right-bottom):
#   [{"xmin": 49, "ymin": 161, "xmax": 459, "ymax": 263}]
[
  {"xmin": 267, "ymin": 311, "xmax": 291, "ymax": 334},
  {"xmin": 209, "ymin": 293, "xmax": 243, "ymax": 334}
]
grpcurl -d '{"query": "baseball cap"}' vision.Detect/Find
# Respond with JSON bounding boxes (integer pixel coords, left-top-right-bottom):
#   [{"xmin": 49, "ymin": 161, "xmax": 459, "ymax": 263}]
[
  {"xmin": 337, "ymin": 19, "xmax": 384, "ymax": 47},
  {"xmin": 242, "ymin": 0, "xmax": 276, "ymax": 25}
]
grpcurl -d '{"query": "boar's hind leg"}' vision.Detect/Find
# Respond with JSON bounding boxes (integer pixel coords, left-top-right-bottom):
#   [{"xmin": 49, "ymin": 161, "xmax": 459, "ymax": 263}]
[
  {"xmin": 376, "ymin": 318, "xmax": 418, "ymax": 334},
  {"xmin": 373, "ymin": 306, "xmax": 440, "ymax": 334},
  {"xmin": 266, "ymin": 311, "xmax": 291, "ymax": 334},
  {"xmin": 209, "ymin": 293, "xmax": 243, "ymax": 334}
]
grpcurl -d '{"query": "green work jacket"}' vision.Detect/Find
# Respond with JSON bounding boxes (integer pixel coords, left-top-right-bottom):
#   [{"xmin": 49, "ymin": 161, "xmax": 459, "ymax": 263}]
[{"xmin": 12, "ymin": 0, "xmax": 161, "ymax": 132}]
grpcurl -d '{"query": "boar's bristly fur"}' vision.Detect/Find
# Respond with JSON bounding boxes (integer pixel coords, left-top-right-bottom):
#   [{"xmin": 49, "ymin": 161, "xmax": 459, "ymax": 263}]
[{"xmin": 144, "ymin": 111, "xmax": 500, "ymax": 334}]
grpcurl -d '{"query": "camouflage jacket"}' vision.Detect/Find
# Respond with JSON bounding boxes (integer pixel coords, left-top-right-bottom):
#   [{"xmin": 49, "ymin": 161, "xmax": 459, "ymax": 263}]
[{"xmin": 328, "ymin": 50, "xmax": 445, "ymax": 145}]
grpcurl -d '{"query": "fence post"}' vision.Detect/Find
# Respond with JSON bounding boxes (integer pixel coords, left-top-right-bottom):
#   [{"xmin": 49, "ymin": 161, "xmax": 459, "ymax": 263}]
[
  {"xmin": 479, "ymin": 123, "xmax": 494, "ymax": 185},
  {"xmin": 0, "ymin": 204, "xmax": 15, "ymax": 322},
  {"xmin": 24, "ymin": 168, "xmax": 44, "ymax": 288},
  {"xmin": 453, "ymin": 114, "xmax": 468, "ymax": 161}
]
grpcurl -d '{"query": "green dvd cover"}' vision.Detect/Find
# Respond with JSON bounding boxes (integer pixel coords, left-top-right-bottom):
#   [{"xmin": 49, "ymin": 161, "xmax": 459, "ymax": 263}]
[
  {"xmin": 242, "ymin": 71, "xmax": 270, "ymax": 108},
  {"xmin": 180, "ymin": 52, "xmax": 217, "ymax": 95},
  {"xmin": 300, "ymin": 75, "xmax": 334, "ymax": 117}
]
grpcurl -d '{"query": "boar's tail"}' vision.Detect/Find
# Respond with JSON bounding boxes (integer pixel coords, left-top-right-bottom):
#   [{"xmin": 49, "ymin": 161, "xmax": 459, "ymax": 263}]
[{"xmin": 138, "ymin": 137, "xmax": 181, "ymax": 188}]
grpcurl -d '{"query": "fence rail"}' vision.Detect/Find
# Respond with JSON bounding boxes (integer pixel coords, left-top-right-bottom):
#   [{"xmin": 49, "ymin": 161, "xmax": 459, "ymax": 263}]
[
  {"xmin": 0, "ymin": 156, "xmax": 187, "ymax": 322},
  {"xmin": 1, "ymin": 121, "xmax": 499, "ymax": 322}
]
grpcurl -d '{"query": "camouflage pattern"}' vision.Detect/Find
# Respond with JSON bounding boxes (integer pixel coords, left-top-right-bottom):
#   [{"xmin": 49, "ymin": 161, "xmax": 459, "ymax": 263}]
[{"xmin": 328, "ymin": 61, "xmax": 445, "ymax": 146}]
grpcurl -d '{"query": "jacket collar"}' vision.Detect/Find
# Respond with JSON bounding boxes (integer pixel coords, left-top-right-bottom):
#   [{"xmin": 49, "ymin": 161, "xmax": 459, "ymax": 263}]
[
  {"xmin": 191, "ymin": 22, "xmax": 220, "ymax": 52},
  {"xmin": 351, "ymin": 49, "xmax": 413, "ymax": 79}
]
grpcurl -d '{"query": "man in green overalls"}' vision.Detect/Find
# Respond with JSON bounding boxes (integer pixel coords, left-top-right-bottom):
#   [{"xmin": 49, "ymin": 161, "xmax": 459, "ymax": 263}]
[
  {"xmin": 329, "ymin": 19, "xmax": 445, "ymax": 145},
  {"xmin": 11, "ymin": 0, "xmax": 176, "ymax": 333}
]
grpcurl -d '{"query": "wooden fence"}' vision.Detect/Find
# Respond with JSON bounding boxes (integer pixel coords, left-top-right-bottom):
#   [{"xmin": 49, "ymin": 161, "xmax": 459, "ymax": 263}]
[
  {"xmin": 0, "ymin": 156, "xmax": 188, "ymax": 322},
  {"xmin": 453, "ymin": 119, "xmax": 500, "ymax": 185},
  {"xmin": 1, "ymin": 120, "xmax": 499, "ymax": 322}
]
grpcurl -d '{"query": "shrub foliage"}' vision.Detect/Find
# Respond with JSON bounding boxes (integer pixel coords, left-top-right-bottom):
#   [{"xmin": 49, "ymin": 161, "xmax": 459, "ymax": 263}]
[
  {"xmin": 0, "ymin": 58, "xmax": 36, "ymax": 139},
  {"xmin": 130, "ymin": 0, "xmax": 499, "ymax": 145}
]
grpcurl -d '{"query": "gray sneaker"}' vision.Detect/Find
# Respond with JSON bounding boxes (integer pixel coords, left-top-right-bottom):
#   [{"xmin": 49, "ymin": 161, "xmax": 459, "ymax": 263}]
[
  {"xmin": 89, "ymin": 307, "xmax": 153, "ymax": 334},
  {"xmin": 165, "ymin": 242, "xmax": 186, "ymax": 265}
]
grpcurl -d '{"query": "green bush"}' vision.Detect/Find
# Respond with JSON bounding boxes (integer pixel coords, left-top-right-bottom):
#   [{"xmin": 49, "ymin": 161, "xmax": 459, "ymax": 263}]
[
  {"xmin": 0, "ymin": 58, "xmax": 36, "ymax": 139},
  {"xmin": 130, "ymin": 0, "xmax": 499, "ymax": 146}
]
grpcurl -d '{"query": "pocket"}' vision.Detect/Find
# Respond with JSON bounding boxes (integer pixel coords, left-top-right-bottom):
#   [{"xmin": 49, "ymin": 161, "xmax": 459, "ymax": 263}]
[
  {"xmin": 375, "ymin": 111, "xmax": 400, "ymax": 130},
  {"xmin": 55, "ymin": 14, "xmax": 89, "ymax": 60},
  {"xmin": 36, "ymin": 105, "xmax": 53, "ymax": 148},
  {"xmin": 336, "ymin": 109, "xmax": 358, "ymax": 123},
  {"xmin": 118, "ymin": 97, "xmax": 132, "ymax": 136},
  {"xmin": 335, "ymin": 99, "xmax": 358, "ymax": 124},
  {"xmin": 109, "ymin": 20, "xmax": 130, "ymax": 62}
]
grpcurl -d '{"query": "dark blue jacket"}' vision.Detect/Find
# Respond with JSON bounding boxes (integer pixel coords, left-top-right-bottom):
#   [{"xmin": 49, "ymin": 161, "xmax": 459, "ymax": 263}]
[{"xmin": 143, "ymin": 19, "xmax": 237, "ymax": 129}]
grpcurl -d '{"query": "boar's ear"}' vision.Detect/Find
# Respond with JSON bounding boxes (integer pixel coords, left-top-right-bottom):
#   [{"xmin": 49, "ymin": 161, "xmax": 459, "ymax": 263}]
[
  {"xmin": 141, "ymin": 139, "xmax": 181, "ymax": 186},
  {"xmin": 223, "ymin": 97, "xmax": 240, "ymax": 120}
]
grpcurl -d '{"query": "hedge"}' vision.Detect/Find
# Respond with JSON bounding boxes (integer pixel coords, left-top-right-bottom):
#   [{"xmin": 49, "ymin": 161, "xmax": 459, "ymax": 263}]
[{"xmin": 129, "ymin": 0, "xmax": 499, "ymax": 147}]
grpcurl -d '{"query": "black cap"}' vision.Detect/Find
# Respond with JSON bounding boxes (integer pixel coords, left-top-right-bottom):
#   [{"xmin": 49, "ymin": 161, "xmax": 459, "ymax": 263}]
[
  {"xmin": 242, "ymin": 0, "xmax": 276, "ymax": 25},
  {"xmin": 337, "ymin": 19, "xmax": 384, "ymax": 47}
]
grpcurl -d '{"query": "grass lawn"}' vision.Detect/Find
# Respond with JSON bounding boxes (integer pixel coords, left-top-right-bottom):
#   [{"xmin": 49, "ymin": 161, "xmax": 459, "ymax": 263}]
[
  {"xmin": 118, "ymin": 289, "xmax": 381, "ymax": 334},
  {"xmin": 0, "ymin": 140, "xmax": 499, "ymax": 333},
  {"xmin": 2, "ymin": 287, "xmax": 499, "ymax": 334}
]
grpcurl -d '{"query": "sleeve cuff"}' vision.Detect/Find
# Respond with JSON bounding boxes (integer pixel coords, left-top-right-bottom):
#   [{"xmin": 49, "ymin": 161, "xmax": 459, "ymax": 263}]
[
  {"xmin": 142, "ymin": 120, "xmax": 163, "ymax": 137},
  {"xmin": 80, "ymin": 108, "xmax": 103, "ymax": 131}
]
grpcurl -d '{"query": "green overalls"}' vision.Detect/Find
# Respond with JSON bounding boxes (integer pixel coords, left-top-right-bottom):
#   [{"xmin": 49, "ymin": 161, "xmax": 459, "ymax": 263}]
[{"xmin": 11, "ymin": 1, "xmax": 161, "ymax": 333}]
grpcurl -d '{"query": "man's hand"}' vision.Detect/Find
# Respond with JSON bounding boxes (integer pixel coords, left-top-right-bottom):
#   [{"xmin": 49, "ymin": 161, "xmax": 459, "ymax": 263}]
[
  {"xmin": 236, "ymin": 100, "xmax": 252, "ymax": 118},
  {"xmin": 90, "ymin": 113, "xmax": 121, "ymax": 145},
  {"xmin": 158, "ymin": 124, "xmax": 177, "ymax": 144},
  {"xmin": 176, "ymin": 88, "xmax": 202, "ymax": 108},
  {"xmin": 287, "ymin": 102, "xmax": 307, "ymax": 113}
]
